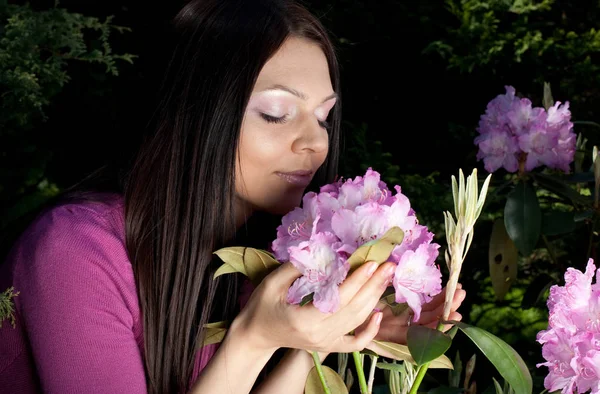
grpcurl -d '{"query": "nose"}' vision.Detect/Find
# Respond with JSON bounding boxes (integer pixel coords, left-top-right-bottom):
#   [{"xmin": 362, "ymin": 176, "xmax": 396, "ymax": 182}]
[{"xmin": 291, "ymin": 118, "xmax": 329, "ymax": 154}]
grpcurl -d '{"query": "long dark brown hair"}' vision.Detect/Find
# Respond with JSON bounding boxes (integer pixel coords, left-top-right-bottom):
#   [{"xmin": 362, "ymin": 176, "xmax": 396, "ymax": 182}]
[{"xmin": 124, "ymin": 1, "xmax": 342, "ymax": 392}]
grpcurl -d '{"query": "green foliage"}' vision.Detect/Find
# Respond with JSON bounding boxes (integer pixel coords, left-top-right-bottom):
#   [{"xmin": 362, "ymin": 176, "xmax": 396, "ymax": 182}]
[
  {"xmin": 0, "ymin": 2, "xmax": 135, "ymax": 131},
  {"xmin": 0, "ymin": 286, "xmax": 19, "ymax": 328},
  {"xmin": 426, "ymin": 0, "xmax": 571, "ymax": 73},
  {"xmin": 0, "ymin": 2, "xmax": 134, "ymax": 228},
  {"xmin": 425, "ymin": 0, "xmax": 600, "ymax": 120}
]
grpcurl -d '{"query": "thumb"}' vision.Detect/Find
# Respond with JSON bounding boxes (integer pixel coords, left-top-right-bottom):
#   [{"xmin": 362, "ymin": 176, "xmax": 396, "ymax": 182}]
[{"xmin": 270, "ymin": 261, "xmax": 302, "ymax": 290}]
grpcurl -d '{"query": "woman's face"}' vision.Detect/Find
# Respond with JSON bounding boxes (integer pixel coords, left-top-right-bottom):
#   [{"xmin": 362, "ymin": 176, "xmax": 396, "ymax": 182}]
[{"xmin": 236, "ymin": 37, "xmax": 337, "ymax": 218}]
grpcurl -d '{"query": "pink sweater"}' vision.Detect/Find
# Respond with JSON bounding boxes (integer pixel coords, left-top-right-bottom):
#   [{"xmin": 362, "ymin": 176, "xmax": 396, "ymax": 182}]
[{"xmin": 0, "ymin": 193, "xmax": 248, "ymax": 392}]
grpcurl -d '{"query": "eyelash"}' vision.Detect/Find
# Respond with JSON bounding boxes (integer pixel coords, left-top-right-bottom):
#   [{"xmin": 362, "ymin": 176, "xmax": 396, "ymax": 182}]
[{"xmin": 260, "ymin": 113, "xmax": 331, "ymax": 130}]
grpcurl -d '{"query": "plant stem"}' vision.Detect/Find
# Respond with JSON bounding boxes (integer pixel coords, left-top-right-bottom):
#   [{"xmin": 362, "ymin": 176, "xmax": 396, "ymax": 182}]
[
  {"xmin": 408, "ymin": 318, "xmax": 448, "ymax": 394},
  {"xmin": 353, "ymin": 351, "xmax": 368, "ymax": 394},
  {"xmin": 311, "ymin": 351, "xmax": 331, "ymax": 394},
  {"xmin": 408, "ymin": 363, "xmax": 429, "ymax": 394},
  {"xmin": 367, "ymin": 355, "xmax": 378, "ymax": 394},
  {"xmin": 588, "ymin": 218, "xmax": 596, "ymax": 259}
]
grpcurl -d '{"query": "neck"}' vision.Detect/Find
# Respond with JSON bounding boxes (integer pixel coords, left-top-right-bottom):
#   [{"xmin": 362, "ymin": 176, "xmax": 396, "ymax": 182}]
[{"xmin": 234, "ymin": 198, "xmax": 254, "ymax": 229}]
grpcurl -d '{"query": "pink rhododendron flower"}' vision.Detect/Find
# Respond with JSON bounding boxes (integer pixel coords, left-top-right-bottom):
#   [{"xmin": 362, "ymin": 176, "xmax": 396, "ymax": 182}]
[
  {"xmin": 272, "ymin": 192, "xmax": 339, "ymax": 261},
  {"xmin": 475, "ymin": 130, "xmax": 520, "ymax": 173},
  {"xmin": 287, "ymin": 230, "xmax": 349, "ymax": 313},
  {"xmin": 537, "ymin": 259, "xmax": 600, "ymax": 394},
  {"xmin": 273, "ymin": 168, "xmax": 442, "ymax": 315},
  {"xmin": 475, "ymin": 86, "xmax": 576, "ymax": 174},
  {"xmin": 392, "ymin": 243, "xmax": 441, "ymax": 322}
]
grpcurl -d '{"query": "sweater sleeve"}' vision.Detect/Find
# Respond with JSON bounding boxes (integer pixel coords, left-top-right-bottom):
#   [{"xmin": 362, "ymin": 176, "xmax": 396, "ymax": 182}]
[{"xmin": 13, "ymin": 204, "xmax": 147, "ymax": 393}]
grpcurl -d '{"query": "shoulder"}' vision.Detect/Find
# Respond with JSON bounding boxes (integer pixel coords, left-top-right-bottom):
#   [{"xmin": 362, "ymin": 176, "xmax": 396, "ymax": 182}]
[
  {"xmin": 8, "ymin": 192, "xmax": 140, "ymax": 329},
  {"xmin": 12, "ymin": 192, "xmax": 127, "ymax": 273}
]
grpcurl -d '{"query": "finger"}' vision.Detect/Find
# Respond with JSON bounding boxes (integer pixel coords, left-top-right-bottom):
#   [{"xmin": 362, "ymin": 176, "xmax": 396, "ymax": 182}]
[
  {"xmin": 329, "ymin": 262, "xmax": 395, "ymax": 330},
  {"xmin": 423, "ymin": 312, "xmax": 462, "ymax": 331},
  {"xmin": 376, "ymin": 323, "xmax": 408, "ymax": 344},
  {"xmin": 335, "ymin": 311, "xmax": 382, "ymax": 353},
  {"xmin": 337, "ymin": 261, "xmax": 380, "ymax": 305},
  {"xmin": 422, "ymin": 283, "xmax": 464, "ymax": 312},
  {"xmin": 420, "ymin": 288, "xmax": 466, "ymax": 322},
  {"xmin": 269, "ymin": 261, "xmax": 303, "ymax": 291},
  {"xmin": 421, "ymin": 288, "xmax": 446, "ymax": 312}
]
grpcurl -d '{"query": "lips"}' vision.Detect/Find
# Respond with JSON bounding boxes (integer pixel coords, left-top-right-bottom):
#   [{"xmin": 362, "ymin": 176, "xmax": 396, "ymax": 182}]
[{"xmin": 276, "ymin": 170, "xmax": 314, "ymax": 187}]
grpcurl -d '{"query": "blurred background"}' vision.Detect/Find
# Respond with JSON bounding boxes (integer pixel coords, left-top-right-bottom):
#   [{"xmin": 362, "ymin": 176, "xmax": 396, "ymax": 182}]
[{"xmin": 2, "ymin": 0, "xmax": 600, "ymax": 392}]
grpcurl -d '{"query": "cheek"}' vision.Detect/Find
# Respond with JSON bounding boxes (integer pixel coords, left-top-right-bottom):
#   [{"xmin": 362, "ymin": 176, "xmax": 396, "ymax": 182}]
[
  {"xmin": 238, "ymin": 119, "xmax": 287, "ymax": 174},
  {"xmin": 236, "ymin": 119, "xmax": 292, "ymax": 202}
]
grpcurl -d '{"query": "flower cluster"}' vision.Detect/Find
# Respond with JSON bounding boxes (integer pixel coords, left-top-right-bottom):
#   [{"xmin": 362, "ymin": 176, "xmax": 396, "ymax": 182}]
[
  {"xmin": 475, "ymin": 86, "xmax": 576, "ymax": 174},
  {"xmin": 271, "ymin": 168, "xmax": 442, "ymax": 321},
  {"xmin": 537, "ymin": 259, "xmax": 600, "ymax": 394}
]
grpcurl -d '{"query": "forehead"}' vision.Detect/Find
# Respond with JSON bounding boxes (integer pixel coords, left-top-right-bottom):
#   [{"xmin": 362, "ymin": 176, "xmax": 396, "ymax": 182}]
[{"xmin": 253, "ymin": 37, "xmax": 333, "ymax": 98}]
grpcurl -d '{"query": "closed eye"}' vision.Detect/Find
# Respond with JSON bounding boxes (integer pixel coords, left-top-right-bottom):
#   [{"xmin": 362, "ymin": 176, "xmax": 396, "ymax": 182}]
[{"xmin": 260, "ymin": 113, "xmax": 288, "ymax": 124}]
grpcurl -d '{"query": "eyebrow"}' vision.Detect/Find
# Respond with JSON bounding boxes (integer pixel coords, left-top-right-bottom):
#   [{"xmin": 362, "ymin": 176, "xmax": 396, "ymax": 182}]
[{"xmin": 264, "ymin": 84, "xmax": 338, "ymax": 103}]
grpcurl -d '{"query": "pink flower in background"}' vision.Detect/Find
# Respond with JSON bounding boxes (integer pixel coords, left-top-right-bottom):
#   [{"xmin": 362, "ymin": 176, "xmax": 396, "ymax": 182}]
[
  {"xmin": 537, "ymin": 259, "xmax": 600, "ymax": 394},
  {"xmin": 274, "ymin": 168, "xmax": 442, "ymax": 315},
  {"xmin": 475, "ymin": 86, "xmax": 576, "ymax": 174},
  {"xmin": 506, "ymin": 98, "xmax": 546, "ymax": 136},
  {"xmin": 479, "ymin": 85, "xmax": 517, "ymax": 131},
  {"xmin": 475, "ymin": 129, "xmax": 520, "ymax": 173},
  {"xmin": 518, "ymin": 126, "xmax": 559, "ymax": 172}
]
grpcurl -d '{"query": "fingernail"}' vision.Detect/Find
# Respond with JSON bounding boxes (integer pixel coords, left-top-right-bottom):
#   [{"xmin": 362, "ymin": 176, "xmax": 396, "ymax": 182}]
[
  {"xmin": 382, "ymin": 277, "xmax": 392, "ymax": 289},
  {"xmin": 375, "ymin": 312, "xmax": 383, "ymax": 325},
  {"xmin": 384, "ymin": 264, "xmax": 395, "ymax": 277},
  {"xmin": 366, "ymin": 262, "xmax": 377, "ymax": 278}
]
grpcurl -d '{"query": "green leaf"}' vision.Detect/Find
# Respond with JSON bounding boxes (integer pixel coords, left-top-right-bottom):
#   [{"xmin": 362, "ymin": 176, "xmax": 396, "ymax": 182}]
[
  {"xmin": 407, "ymin": 325, "xmax": 452, "ymax": 366},
  {"xmin": 447, "ymin": 326, "xmax": 459, "ymax": 340},
  {"xmin": 532, "ymin": 173, "xmax": 592, "ymax": 206},
  {"xmin": 448, "ymin": 350, "xmax": 462, "ymax": 387},
  {"xmin": 504, "ymin": 181, "xmax": 541, "ymax": 255},
  {"xmin": 489, "ymin": 218, "xmax": 519, "ymax": 301},
  {"xmin": 367, "ymin": 340, "xmax": 453, "ymax": 369},
  {"xmin": 300, "ymin": 293, "xmax": 314, "ymax": 306},
  {"xmin": 213, "ymin": 247, "xmax": 280, "ymax": 286},
  {"xmin": 201, "ymin": 321, "xmax": 228, "ymax": 346},
  {"xmin": 463, "ymin": 354, "xmax": 476, "ymax": 389},
  {"xmin": 493, "ymin": 377, "xmax": 504, "ymax": 394},
  {"xmin": 375, "ymin": 361, "xmax": 406, "ymax": 372},
  {"xmin": 305, "ymin": 365, "xmax": 348, "ymax": 394},
  {"xmin": 566, "ymin": 172, "xmax": 594, "ymax": 183},
  {"xmin": 347, "ymin": 227, "xmax": 404, "ymax": 273},
  {"xmin": 541, "ymin": 211, "xmax": 576, "ymax": 236},
  {"xmin": 379, "ymin": 293, "xmax": 410, "ymax": 316},
  {"xmin": 449, "ymin": 321, "xmax": 532, "ymax": 394},
  {"xmin": 481, "ymin": 378, "xmax": 505, "ymax": 394},
  {"xmin": 521, "ymin": 274, "xmax": 554, "ymax": 309}
]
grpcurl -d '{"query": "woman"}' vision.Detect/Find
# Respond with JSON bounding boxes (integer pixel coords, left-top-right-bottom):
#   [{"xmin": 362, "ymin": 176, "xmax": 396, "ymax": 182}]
[{"xmin": 0, "ymin": 0, "xmax": 465, "ymax": 393}]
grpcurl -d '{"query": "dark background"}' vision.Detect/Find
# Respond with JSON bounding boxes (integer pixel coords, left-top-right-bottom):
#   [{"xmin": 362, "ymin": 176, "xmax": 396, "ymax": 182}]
[{"xmin": 4, "ymin": 1, "xmax": 600, "ymax": 392}]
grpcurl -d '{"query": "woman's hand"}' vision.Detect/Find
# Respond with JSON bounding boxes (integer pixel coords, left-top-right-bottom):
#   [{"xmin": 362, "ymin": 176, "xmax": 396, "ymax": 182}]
[
  {"xmin": 231, "ymin": 261, "xmax": 396, "ymax": 354},
  {"xmin": 354, "ymin": 284, "xmax": 466, "ymax": 345}
]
